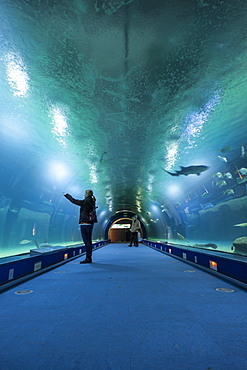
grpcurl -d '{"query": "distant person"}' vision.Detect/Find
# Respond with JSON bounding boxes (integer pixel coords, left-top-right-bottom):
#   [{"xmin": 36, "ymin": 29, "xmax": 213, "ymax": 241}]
[
  {"xmin": 128, "ymin": 215, "xmax": 141, "ymax": 247},
  {"xmin": 63, "ymin": 190, "xmax": 97, "ymax": 264}
]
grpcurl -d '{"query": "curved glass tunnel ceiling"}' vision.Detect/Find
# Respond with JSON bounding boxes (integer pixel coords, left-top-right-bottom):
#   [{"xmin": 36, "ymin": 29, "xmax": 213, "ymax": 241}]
[{"xmin": 1, "ymin": 0, "xmax": 247, "ymax": 255}]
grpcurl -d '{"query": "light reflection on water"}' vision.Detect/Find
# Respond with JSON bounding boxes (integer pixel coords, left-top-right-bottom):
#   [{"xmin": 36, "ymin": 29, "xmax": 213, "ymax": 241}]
[{"xmin": 4, "ymin": 51, "xmax": 29, "ymax": 97}]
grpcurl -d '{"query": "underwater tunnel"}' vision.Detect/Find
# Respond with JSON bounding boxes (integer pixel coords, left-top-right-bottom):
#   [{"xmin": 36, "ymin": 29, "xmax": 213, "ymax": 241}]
[
  {"xmin": 0, "ymin": 0, "xmax": 247, "ymax": 277},
  {"xmin": 1, "ymin": 3, "xmax": 247, "ymax": 368}
]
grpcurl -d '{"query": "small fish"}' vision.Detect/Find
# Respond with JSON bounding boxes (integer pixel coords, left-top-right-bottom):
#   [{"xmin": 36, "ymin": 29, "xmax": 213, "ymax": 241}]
[
  {"xmin": 223, "ymin": 189, "xmax": 234, "ymax": 195},
  {"xmin": 234, "ymin": 223, "xmax": 247, "ymax": 227},
  {"xmin": 216, "ymin": 180, "xmax": 227, "ymax": 187},
  {"xmin": 204, "ymin": 243, "xmax": 218, "ymax": 249},
  {"xmin": 99, "ymin": 151, "xmax": 107, "ymax": 163},
  {"xmin": 150, "ymin": 218, "xmax": 159, "ymax": 223},
  {"xmin": 38, "ymin": 242, "xmax": 53, "ymax": 248},
  {"xmin": 239, "ymin": 167, "xmax": 247, "ymax": 176},
  {"xmin": 241, "ymin": 144, "xmax": 245, "ymax": 158},
  {"xmin": 217, "ymin": 155, "xmax": 228, "ymax": 162},
  {"xmin": 19, "ymin": 239, "xmax": 32, "ymax": 245},
  {"xmin": 213, "ymin": 172, "xmax": 223, "ymax": 178},
  {"xmin": 177, "ymin": 232, "xmax": 190, "ymax": 243},
  {"xmin": 9, "ymin": 207, "xmax": 20, "ymax": 214},
  {"xmin": 218, "ymin": 146, "xmax": 231, "ymax": 153},
  {"xmin": 205, "ymin": 243, "xmax": 218, "ymax": 249},
  {"xmin": 224, "ymin": 172, "xmax": 233, "ymax": 179},
  {"xmin": 194, "ymin": 243, "xmax": 217, "ymax": 249},
  {"xmin": 162, "ymin": 165, "xmax": 209, "ymax": 177}
]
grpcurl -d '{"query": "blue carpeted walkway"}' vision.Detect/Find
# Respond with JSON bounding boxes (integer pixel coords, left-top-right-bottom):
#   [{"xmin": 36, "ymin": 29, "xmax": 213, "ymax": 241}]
[{"xmin": 0, "ymin": 243, "xmax": 247, "ymax": 370}]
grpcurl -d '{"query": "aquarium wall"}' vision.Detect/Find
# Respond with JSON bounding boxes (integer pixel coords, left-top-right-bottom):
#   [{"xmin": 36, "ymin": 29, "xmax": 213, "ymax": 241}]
[
  {"xmin": 1, "ymin": 153, "xmax": 247, "ymax": 257},
  {"xmin": 156, "ymin": 155, "xmax": 247, "ymax": 255},
  {"xmin": 0, "ymin": 160, "xmax": 106, "ymax": 257}
]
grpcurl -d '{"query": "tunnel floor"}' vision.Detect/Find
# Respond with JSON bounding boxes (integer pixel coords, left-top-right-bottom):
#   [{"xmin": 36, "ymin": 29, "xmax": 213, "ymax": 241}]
[{"xmin": 1, "ymin": 243, "xmax": 247, "ymax": 370}]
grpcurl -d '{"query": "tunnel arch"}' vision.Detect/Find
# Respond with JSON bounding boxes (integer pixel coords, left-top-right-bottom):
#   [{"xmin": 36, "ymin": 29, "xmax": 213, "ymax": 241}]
[{"xmin": 104, "ymin": 211, "xmax": 147, "ymax": 240}]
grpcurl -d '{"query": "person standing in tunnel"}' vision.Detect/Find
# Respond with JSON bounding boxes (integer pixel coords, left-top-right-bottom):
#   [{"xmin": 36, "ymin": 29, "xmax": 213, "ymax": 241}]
[
  {"xmin": 63, "ymin": 190, "xmax": 97, "ymax": 263},
  {"xmin": 128, "ymin": 215, "xmax": 141, "ymax": 247}
]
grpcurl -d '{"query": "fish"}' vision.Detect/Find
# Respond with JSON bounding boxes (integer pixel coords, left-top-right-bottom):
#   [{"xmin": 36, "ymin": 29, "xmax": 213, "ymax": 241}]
[
  {"xmin": 195, "ymin": 243, "xmax": 217, "ymax": 249},
  {"xmin": 217, "ymin": 155, "xmax": 228, "ymax": 162},
  {"xmin": 176, "ymin": 232, "xmax": 190, "ymax": 243},
  {"xmin": 19, "ymin": 239, "xmax": 32, "ymax": 245},
  {"xmin": 205, "ymin": 243, "xmax": 218, "ymax": 249},
  {"xmin": 218, "ymin": 146, "xmax": 231, "ymax": 153},
  {"xmin": 216, "ymin": 180, "xmax": 227, "ymax": 187},
  {"xmin": 224, "ymin": 172, "xmax": 233, "ymax": 179},
  {"xmin": 213, "ymin": 172, "xmax": 223, "ymax": 178},
  {"xmin": 239, "ymin": 167, "xmax": 247, "ymax": 176},
  {"xmin": 9, "ymin": 207, "xmax": 20, "ymax": 214},
  {"xmin": 38, "ymin": 242, "xmax": 53, "ymax": 248},
  {"xmin": 99, "ymin": 151, "xmax": 107, "ymax": 163},
  {"xmin": 234, "ymin": 223, "xmax": 247, "ymax": 227},
  {"xmin": 150, "ymin": 218, "xmax": 159, "ymax": 223},
  {"xmin": 223, "ymin": 189, "xmax": 234, "ymax": 195},
  {"xmin": 162, "ymin": 165, "xmax": 209, "ymax": 177},
  {"xmin": 241, "ymin": 144, "xmax": 245, "ymax": 158}
]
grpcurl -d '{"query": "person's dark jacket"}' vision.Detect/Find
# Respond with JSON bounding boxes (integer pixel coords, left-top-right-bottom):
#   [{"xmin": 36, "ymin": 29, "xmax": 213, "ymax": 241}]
[{"xmin": 64, "ymin": 194, "xmax": 95, "ymax": 224}]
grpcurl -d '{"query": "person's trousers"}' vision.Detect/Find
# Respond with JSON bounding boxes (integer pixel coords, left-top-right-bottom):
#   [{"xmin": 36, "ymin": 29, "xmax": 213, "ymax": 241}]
[
  {"xmin": 130, "ymin": 232, "xmax": 138, "ymax": 247},
  {"xmin": 80, "ymin": 224, "xmax": 93, "ymax": 260}
]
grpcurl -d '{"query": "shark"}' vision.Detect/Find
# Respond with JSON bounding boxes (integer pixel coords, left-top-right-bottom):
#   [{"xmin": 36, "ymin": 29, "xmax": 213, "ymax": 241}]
[{"xmin": 162, "ymin": 165, "xmax": 209, "ymax": 177}]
